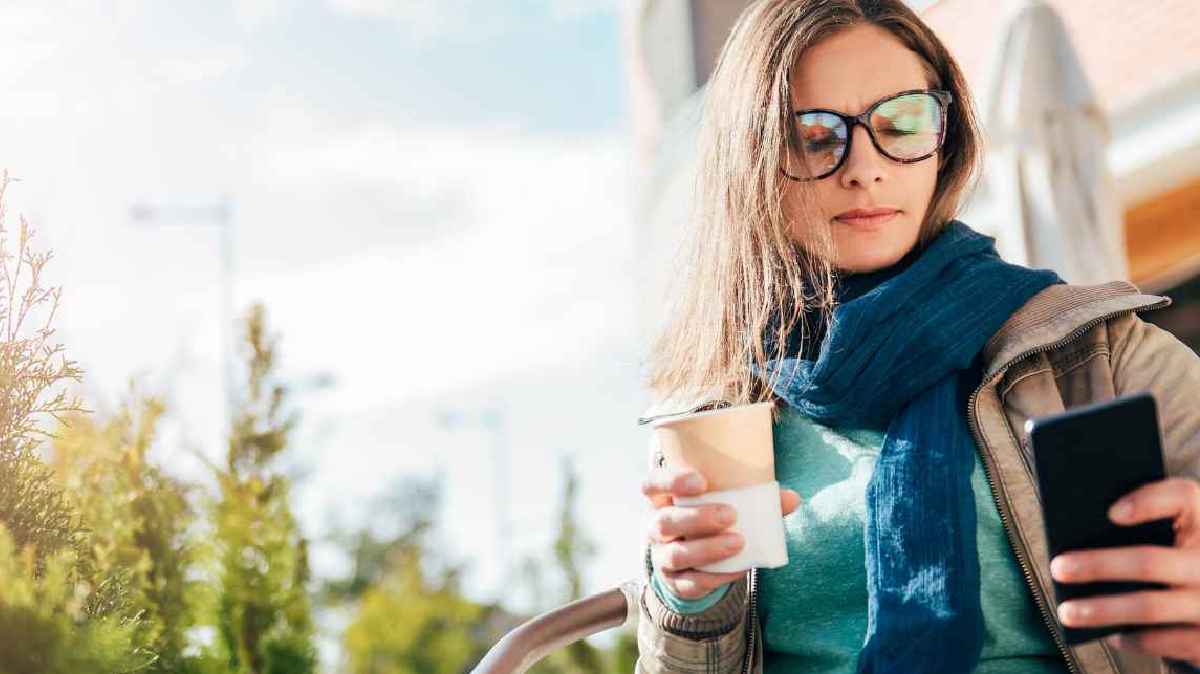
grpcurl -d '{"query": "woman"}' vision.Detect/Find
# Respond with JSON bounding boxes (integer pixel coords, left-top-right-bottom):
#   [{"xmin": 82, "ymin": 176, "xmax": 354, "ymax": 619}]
[{"xmin": 635, "ymin": 1, "xmax": 1200, "ymax": 673}]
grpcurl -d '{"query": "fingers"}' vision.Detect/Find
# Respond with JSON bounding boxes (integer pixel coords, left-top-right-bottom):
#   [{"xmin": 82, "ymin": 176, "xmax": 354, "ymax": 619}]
[
  {"xmin": 1110, "ymin": 477, "xmax": 1200, "ymax": 532},
  {"xmin": 1057, "ymin": 589, "xmax": 1200, "ymax": 629},
  {"xmin": 641, "ymin": 466, "xmax": 706, "ymax": 509},
  {"xmin": 651, "ymin": 531, "xmax": 744, "ymax": 573},
  {"xmin": 648, "ymin": 503, "xmax": 736, "ymax": 543},
  {"xmin": 657, "ymin": 568, "xmax": 747, "ymax": 600},
  {"xmin": 782, "ymin": 488, "xmax": 802, "ymax": 516},
  {"xmin": 1106, "ymin": 626, "xmax": 1200, "ymax": 664},
  {"xmin": 1052, "ymin": 546, "xmax": 1200, "ymax": 587}
]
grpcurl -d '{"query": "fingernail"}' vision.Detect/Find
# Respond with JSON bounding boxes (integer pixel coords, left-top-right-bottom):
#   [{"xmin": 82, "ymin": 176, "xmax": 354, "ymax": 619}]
[
  {"xmin": 717, "ymin": 507, "xmax": 736, "ymax": 526},
  {"xmin": 1110, "ymin": 499, "xmax": 1133, "ymax": 522},
  {"xmin": 683, "ymin": 473, "xmax": 705, "ymax": 491},
  {"xmin": 1057, "ymin": 602, "xmax": 1075, "ymax": 624},
  {"xmin": 1058, "ymin": 601, "xmax": 1090, "ymax": 625},
  {"xmin": 723, "ymin": 532, "xmax": 743, "ymax": 550},
  {"xmin": 1051, "ymin": 555, "xmax": 1076, "ymax": 580}
]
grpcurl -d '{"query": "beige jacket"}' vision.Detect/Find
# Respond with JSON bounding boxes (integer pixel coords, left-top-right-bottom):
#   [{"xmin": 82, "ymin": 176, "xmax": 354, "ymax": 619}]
[{"xmin": 635, "ymin": 281, "xmax": 1200, "ymax": 674}]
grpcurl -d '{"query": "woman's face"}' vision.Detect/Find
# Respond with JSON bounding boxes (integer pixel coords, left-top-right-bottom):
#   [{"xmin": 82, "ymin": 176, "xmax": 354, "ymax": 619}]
[{"xmin": 784, "ymin": 23, "xmax": 940, "ymax": 274}]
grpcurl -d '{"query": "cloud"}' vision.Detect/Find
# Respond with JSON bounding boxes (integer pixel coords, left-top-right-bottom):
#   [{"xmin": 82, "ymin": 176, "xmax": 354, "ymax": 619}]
[
  {"xmin": 153, "ymin": 45, "xmax": 248, "ymax": 85},
  {"xmin": 547, "ymin": 0, "xmax": 623, "ymax": 22},
  {"xmin": 0, "ymin": 0, "xmax": 641, "ymax": 622},
  {"xmin": 232, "ymin": 0, "xmax": 295, "ymax": 30},
  {"xmin": 236, "ymin": 110, "xmax": 636, "ymax": 413},
  {"xmin": 324, "ymin": 0, "xmax": 511, "ymax": 43},
  {"xmin": 324, "ymin": 0, "xmax": 619, "ymax": 43}
]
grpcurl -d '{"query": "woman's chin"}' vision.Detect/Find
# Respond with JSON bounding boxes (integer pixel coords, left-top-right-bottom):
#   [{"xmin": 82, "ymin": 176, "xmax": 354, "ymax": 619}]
[
  {"xmin": 831, "ymin": 232, "xmax": 921, "ymax": 274},
  {"xmin": 835, "ymin": 254, "xmax": 906, "ymax": 274}
]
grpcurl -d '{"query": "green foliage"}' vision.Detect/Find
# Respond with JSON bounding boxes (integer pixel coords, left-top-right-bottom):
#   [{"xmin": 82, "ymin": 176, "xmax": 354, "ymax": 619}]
[
  {"xmin": 552, "ymin": 455, "xmax": 598, "ymax": 603},
  {"xmin": 0, "ymin": 169, "xmax": 641, "ymax": 674},
  {"xmin": 321, "ymin": 475, "xmax": 459, "ymax": 605},
  {"xmin": 0, "ymin": 523, "xmax": 151, "ymax": 674},
  {"xmin": 0, "ymin": 452, "xmax": 87, "ymax": 572},
  {"xmin": 527, "ymin": 455, "xmax": 604, "ymax": 674},
  {"xmin": 0, "ymin": 170, "xmax": 90, "ymax": 568},
  {"xmin": 342, "ymin": 545, "xmax": 483, "ymax": 674},
  {"xmin": 49, "ymin": 387, "xmax": 200, "ymax": 672},
  {"xmin": 333, "ymin": 458, "xmax": 639, "ymax": 674},
  {"xmin": 0, "ymin": 171, "xmax": 155, "ymax": 673},
  {"xmin": 210, "ymin": 302, "xmax": 315, "ymax": 674},
  {"xmin": 327, "ymin": 475, "xmax": 484, "ymax": 674}
]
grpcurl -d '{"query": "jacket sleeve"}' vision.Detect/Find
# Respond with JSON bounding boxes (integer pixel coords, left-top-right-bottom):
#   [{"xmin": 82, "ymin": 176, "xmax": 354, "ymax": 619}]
[
  {"xmin": 636, "ymin": 410, "xmax": 752, "ymax": 674},
  {"xmin": 1107, "ymin": 312, "xmax": 1200, "ymax": 482},
  {"xmin": 1108, "ymin": 314, "xmax": 1200, "ymax": 674}
]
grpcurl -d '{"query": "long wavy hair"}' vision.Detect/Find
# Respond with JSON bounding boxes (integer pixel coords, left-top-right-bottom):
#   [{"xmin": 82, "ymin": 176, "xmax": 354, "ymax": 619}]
[{"xmin": 645, "ymin": 0, "xmax": 984, "ymax": 408}]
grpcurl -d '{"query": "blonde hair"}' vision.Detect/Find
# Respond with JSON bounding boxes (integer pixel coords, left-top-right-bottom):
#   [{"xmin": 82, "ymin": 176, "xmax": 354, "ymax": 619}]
[{"xmin": 645, "ymin": 0, "xmax": 983, "ymax": 407}]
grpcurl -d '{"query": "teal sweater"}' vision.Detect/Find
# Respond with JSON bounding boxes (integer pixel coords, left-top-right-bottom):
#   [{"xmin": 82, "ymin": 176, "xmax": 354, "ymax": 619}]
[{"xmin": 651, "ymin": 404, "xmax": 1070, "ymax": 673}]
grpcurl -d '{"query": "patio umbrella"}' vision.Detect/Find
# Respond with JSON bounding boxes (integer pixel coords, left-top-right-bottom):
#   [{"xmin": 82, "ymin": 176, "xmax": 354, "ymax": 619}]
[{"xmin": 965, "ymin": 0, "xmax": 1130, "ymax": 284}]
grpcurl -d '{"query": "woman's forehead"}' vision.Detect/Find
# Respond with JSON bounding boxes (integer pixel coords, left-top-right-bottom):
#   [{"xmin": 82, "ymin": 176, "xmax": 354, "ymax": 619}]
[{"xmin": 788, "ymin": 25, "xmax": 931, "ymax": 112}]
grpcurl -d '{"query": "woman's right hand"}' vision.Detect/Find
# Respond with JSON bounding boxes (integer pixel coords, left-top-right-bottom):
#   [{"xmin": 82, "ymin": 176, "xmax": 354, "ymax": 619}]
[{"xmin": 641, "ymin": 464, "xmax": 802, "ymax": 600}]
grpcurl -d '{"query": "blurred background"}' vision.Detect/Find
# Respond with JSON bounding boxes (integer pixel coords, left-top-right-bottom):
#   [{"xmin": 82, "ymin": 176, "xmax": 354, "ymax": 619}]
[{"xmin": 0, "ymin": 0, "xmax": 1196, "ymax": 672}]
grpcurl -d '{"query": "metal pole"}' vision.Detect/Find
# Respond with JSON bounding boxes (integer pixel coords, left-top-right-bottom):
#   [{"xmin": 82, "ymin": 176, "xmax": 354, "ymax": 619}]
[
  {"xmin": 484, "ymin": 409, "xmax": 511, "ymax": 601},
  {"xmin": 130, "ymin": 197, "xmax": 237, "ymax": 445},
  {"xmin": 218, "ymin": 196, "xmax": 235, "ymax": 438},
  {"xmin": 439, "ymin": 406, "xmax": 513, "ymax": 603}
]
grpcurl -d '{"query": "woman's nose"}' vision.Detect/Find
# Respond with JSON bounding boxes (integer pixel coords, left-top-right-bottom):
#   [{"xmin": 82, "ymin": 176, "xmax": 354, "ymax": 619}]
[{"xmin": 837, "ymin": 124, "xmax": 887, "ymax": 188}]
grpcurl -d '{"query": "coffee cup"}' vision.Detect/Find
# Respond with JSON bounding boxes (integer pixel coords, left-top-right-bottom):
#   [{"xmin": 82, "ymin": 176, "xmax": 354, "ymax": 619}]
[{"xmin": 650, "ymin": 401, "xmax": 788, "ymax": 572}]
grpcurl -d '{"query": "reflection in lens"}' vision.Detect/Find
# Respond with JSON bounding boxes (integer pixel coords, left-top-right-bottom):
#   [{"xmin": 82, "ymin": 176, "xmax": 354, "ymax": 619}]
[
  {"xmin": 795, "ymin": 111, "xmax": 847, "ymax": 178},
  {"xmin": 871, "ymin": 93, "xmax": 941, "ymax": 160}
]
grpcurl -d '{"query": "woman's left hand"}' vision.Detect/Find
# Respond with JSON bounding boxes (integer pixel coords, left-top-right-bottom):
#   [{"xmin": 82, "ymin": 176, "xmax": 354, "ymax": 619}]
[{"xmin": 1049, "ymin": 476, "xmax": 1200, "ymax": 666}]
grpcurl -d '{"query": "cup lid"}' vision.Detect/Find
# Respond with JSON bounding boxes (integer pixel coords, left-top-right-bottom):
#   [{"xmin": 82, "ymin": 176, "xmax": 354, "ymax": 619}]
[{"xmin": 640, "ymin": 400, "xmax": 773, "ymax": 428}]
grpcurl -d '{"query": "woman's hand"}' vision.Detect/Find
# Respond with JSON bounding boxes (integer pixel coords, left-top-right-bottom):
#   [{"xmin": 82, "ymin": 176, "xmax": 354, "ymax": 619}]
[
  {"xmin": 641, "ymin": 464, "xmax": 801, "ymax": 600},
  {"xmin": 1049, "ymin": 476, "xmax": 1200, "ymax": 666}
]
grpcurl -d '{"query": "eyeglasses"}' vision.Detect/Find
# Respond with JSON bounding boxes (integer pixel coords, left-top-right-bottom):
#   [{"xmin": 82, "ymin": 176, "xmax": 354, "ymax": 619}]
[{"xmin": 781, "ymin": 88, "xmax": 953, "ymax": 182}]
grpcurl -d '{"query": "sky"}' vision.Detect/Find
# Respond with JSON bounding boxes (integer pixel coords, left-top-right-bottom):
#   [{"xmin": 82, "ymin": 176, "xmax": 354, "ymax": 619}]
[
  {"xmin": 0, "ymin": 0, "xmax": 1080, "ymax": 663},
  {"xmin": 0, "ymin": 0, "xmax": 650, "ymax": 658}
]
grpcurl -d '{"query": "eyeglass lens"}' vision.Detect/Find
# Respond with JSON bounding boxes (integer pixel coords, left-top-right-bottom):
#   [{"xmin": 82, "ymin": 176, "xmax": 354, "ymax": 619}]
[{"xmin": 791, "ymin": 92, "xmax": 945, "ymax": 179}]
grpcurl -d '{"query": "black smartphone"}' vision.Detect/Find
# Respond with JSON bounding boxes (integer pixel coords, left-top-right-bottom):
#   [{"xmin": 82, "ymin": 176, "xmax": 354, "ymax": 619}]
[{"xmin": 1024, "ymin": 391, "xmax": 1176, "ymax": 645}]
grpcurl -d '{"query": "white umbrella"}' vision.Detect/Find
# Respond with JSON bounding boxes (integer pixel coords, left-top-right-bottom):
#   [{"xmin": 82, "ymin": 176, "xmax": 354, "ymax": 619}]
[{"xmin": 964, "ymin": 0, "xmax": 1130, "ymax": 283}]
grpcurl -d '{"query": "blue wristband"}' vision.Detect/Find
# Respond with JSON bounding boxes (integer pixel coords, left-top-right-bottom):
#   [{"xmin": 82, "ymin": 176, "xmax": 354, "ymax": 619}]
[{"xmin": 649, "ymin": 562, "xmax": 732, "ymax": 614}]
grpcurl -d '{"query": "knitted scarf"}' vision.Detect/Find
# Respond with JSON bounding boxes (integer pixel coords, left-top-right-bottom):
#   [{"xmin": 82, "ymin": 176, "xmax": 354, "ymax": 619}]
[{"xmin": 752, "ymin": 220, "xmax": 1063, "ymax": 672}]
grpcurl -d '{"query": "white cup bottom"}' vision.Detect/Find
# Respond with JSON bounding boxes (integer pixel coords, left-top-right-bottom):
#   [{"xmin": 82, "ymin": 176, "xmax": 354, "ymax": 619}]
[{"xmin": 673, "ymin": 480, "xmax": 789, "ymax": 573}]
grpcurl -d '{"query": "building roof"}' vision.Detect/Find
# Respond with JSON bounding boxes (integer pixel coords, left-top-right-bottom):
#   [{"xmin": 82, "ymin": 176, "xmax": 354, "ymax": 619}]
[{"xmin": 921, "ymin": 0, "xmax": 1200, "ymax": 114}]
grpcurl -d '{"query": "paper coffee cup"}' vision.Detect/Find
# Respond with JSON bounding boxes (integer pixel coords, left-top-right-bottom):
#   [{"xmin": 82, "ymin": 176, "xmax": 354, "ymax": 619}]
[
  {"xmin": 674, "ymin": 481, "xmax": 788, "ymax": 572},
  {"xmin": 650, "ymin": 401, "xmax": 775, "ymax": 491},
  {"xmin": 650, "ymin": 401, "xmax": 788, "ymax": 572}
]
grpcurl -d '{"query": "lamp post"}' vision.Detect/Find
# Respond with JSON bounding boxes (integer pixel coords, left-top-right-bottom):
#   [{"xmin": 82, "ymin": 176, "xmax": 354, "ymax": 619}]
[{"xmin": 129, "ymin": 195, "xmax": 236, "ymax": 437}]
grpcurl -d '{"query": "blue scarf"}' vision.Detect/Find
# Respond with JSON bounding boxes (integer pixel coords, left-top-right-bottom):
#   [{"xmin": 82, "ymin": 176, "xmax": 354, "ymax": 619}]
[{"xmin": 751, "ymin": 220, "xmax": 1063, "ymax": 673}]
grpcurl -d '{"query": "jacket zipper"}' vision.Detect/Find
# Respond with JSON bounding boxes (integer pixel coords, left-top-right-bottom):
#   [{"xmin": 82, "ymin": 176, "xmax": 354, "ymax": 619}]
[
  {"xmin": 742, "ymin": 567, "xmax": 758, "ymax": 674},
  {"xmin": 739, "ymin": 299, "xmax": 1170, "ymax": 674},
  {"xmin": 966, "ymin": 299, "xmax": 1170, "ymax": 674}
]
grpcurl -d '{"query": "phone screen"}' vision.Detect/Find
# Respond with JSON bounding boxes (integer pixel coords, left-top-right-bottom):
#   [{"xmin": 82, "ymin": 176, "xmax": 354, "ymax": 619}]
[{"xmin": 1025, "ymin": 391, "xmax": 1176, "ymax": 645}]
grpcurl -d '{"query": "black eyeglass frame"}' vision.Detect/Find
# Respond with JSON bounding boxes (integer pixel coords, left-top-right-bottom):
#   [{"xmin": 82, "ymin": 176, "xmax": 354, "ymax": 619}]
[{"xmin": 781, "ymin": 88, "xmax": 954, "ymax": 182}]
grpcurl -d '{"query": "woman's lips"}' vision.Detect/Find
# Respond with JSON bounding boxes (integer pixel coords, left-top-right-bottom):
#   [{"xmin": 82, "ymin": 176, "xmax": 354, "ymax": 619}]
[{"xmin": 834, "ymin": 210, "xmax": 899, "ymax": 227}]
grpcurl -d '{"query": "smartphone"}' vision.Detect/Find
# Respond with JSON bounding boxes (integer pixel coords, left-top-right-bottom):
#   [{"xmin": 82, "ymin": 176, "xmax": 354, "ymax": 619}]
[{"xmin": 1024, "ymin": 391, "xmax": 1176, "ymax": 645}]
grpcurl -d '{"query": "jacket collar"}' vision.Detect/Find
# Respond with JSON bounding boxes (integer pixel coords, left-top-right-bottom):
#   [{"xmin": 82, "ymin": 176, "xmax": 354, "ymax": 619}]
[
  {"xmin": 641, "ymin": 282, "xmax": 1173, "ymax": 423},
  {"xmin": 981, "ymin": 280, "xmax": 1172, "ymax": 381}
]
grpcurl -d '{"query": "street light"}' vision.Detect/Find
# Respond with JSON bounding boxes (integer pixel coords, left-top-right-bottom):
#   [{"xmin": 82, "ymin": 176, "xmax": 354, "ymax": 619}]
[{"xmin": 129, "ymin": 195, "xmax": 236, "ymax": 438}]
